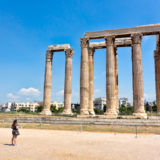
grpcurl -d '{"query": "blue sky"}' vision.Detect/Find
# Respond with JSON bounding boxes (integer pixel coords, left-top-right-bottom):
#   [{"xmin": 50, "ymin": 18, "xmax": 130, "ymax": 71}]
[{"xmin": 0, "ymin": 0, "xmax": 159, "ymax": 104}]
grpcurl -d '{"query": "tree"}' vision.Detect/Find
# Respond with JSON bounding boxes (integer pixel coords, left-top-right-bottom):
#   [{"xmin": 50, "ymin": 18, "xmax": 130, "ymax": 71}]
[
  {"xmin": 17, "ymin": 107, "xmax": 31, "ymax": 113},
  {"xmin": 50, "ymin": 105, "xmax": 57, "ymax": 113},
  {"xmin": 50, "ymin": 105, "xmax": 64, "ymax": 113},
  {"xmin": 35, "ymin": 105, "xmax": 43, "ymax": 113}
]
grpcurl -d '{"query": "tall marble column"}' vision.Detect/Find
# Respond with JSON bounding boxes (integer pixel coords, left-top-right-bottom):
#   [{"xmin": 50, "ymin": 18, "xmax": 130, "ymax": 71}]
[
  {"xmin": 105, "ymin": 36, "xmax": 118, "ymax": 118},
  {"xmin": 131, "ymin": 34, "xmax": 147, "ymax": 118},
  {"xmin": 63, "ymin": 49, "xmax": 73, "ymax": 115},
  {"xmin": 80, "ymin": 38, "xmax": 89, "ymax": 115},
  {"xmin": 114, "ymin": 48, "xmax": 119, "ymax": 114},
  {"xmin": 88, "ymin": 48, "xmax": 95, "ymax": 115},
  {"xmin": 155, "ymin": 34, "xmax": 160, "ymax": 115},
  {"xmin": 41, "ymin": 50, "xmax": 53, "ymax": 115}
]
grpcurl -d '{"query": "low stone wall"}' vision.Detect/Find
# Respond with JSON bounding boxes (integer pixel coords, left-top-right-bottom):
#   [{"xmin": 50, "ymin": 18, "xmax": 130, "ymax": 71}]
[{"xmin": 1, "ymin": 116, "xmax": 160, "ymax": 127}]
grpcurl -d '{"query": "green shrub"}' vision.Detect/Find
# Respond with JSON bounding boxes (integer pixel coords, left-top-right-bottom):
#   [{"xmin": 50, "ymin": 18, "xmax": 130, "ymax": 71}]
[
  {"xmin": 94, "ymin": 107, "xmax": 104, "ymax": 115},
  {"xmin": 119, "ymin": 104, "xmax": 133, "ymax": 115},
  {"xmin": 35, "ymin": 105, "xmax": 43, "ymax": 113},
  {"xmin": 17, "ymin": 107, "xmax": 32, "ymax": 113},
  {"xmin": 50, "ymin": 105, "xmax": 64, "ymax": 113}
]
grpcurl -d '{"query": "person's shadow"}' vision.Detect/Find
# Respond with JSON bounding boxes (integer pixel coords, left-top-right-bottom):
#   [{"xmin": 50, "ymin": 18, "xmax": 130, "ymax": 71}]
[{"xmin": 4, "ymin": 144, "xmax": 13, "ymax": 146}]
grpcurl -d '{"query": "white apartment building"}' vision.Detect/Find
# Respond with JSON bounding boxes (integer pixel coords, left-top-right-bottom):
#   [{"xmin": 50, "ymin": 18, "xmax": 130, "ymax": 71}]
[
  {"xmin": 50, "ymin": 101, "xmax": 64, "ymax": 109},
  {"xmin": 119, "ymin": 97, "xmax": 131, "ymax": 107},
  {"xmin": 12, "ymin": 102, "xmax": 39, "ymax": 112},
  {"xmin": 94, "ymin": 97, "xmax": 106, "ymax": 110}
]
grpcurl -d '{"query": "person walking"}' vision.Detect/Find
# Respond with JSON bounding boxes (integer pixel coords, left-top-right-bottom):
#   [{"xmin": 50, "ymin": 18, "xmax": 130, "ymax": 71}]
[{"xmin": 11, "ymin": 119, "xmax": 20, "ymax": 146}]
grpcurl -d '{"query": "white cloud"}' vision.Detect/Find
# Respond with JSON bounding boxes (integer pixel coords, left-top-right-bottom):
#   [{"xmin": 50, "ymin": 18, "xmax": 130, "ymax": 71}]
[
  {"xmin": 18, "ymin": 88, "xmax": 41, "ymax": 97},
  {"xmin": 56, "ymin": 90, "xmax": 64, "ymax": 96},
  {"xmin": 7, "ymin": 93, "xmax": 19, "ymax": 100}
]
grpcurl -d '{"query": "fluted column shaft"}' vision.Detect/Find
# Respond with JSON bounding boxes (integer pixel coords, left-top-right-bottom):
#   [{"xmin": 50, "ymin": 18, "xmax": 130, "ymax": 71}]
[
  {"xmin": 155, "ymin": 34, "xmax": 160, "ymax": 115},
  {"xmin": 63, "ymin": 49, "xmax": 73, "ymax": 115},
  {"xmin": 105, "ymin": 36, "xmax": 117, "ymax": 117},
  {"xmin": 131, "ymin": 34, "xmax": 146, "ymax": 118},
  {"xmin": 41, "ymin": 50, "xmax": 53, "ymax": 115},
  {"xmin": 114, "ymin": 48, "xmax": 119, "ymax": 114},
  {"xmin": 88, "ymin": 48, "xmax": 95, "ymax": 115},
  {"xmin": 80, "ymin": 38, "xmax": 89, "ymax": 115}
]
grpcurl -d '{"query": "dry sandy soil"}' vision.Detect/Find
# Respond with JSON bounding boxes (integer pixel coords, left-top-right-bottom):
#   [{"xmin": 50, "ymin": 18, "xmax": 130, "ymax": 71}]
[{"xmin": 0, "ymin": 128, "xmax": 160, "ymax": 160}]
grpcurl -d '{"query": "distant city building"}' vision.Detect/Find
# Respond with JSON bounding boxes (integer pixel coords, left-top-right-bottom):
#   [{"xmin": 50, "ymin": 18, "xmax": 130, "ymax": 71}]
[
  {"xmin": 94, "ymin": 97, "xmax": 106, "ymax": 110},
  {"xmin": 119, "ymin": 97, "xmax": 131, "ymax": 107},
  {"xmin": 1, "ymin": 101, "xmax": 64, "ymax": 112},
  {"xmin": 1, "ymin": 102, "xmax": 13, "ymax": 112},
  {"xmin": 11, "ymin": 102, "xmax": 39, "ymax": 112},
  {"xmin": 50, "ymin": 101, "xmax": 64, "ymax": 109}
]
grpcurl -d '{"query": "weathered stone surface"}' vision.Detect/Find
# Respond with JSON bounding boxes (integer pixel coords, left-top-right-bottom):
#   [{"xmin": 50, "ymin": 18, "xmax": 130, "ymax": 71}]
[
  {"xmin": 41, "ymin": 50, "xmax": 53, "ymax": 115},
  {"xmin": 155, "ymin": 34, "xmax": 160, "ymax": 115},
  {"xmin": 105, "ymin": 36, "xmax": 118, "ymax": 118},
  {"xmin": 63, "ymin": 49, "xmax": 74, "ymax": 115},
  {"xmin": 131, "ymin": 34, "xmax": 147, "ymax": 118},
  {"xmin": 80, "ymin": 38, "xmax": 89, "ymax": 115},
  {"xmin": 48, "ymin": 44, "xmax": 70, "ymax": 52},
  {"xmin": 88, "ymin": 48, "xmax": 95, "ymax": 115},
  {"xmin": 3, "ymin": 116, "xmax": 160, "ymax": 126},
  {"xmin": 114, "ymin": 48, "xmax": 119, "ymax": 114},
  {"xmin": 85, "ymin": 24, "xmax": 160, "ymax": 39},
  {"xmin": 89, "ymin": 38, "xmax": 131, "ymax": 48},
  {"xmin": 42, "ymin": 46, "xmax": 73, "ymax": 116}
]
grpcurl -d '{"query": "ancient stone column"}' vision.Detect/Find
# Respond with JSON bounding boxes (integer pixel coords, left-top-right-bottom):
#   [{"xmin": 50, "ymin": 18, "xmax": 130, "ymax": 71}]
[
  {"xmin": 41, "ymin": 50, "xmax": 53, "ymax": 115},
  {"xmin": 80, "ymin": 38, "xmax": 89, "ymax": 115},
  {"xmin": 105, "ymin": 36, "xmax": 118, "ymax": 118},
  {"xmin": 63, "ymin": 49, "xmax": 73, "ymax": 115},
  {"xmin": 114, "ymin": 48, "xmax": 119, "ymax": 114},
  {"xmin": 155, "ymin": 34, "xmax": 160, "ymax": 115},
  {"xmin": 131, "ymin": 34, "xmax": 147, "ymax": 118},
  {"xmin": 88, "ymin": 48, "xmax": 95, "ymax": 115}
]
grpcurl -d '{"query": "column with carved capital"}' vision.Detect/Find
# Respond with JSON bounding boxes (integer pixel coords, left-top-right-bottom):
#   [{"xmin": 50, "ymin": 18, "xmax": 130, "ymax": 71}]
[
  {"xmin": 155, "ymin": 34, "xmax": 160, "ymax": 115},
  {"xmin": 105, "ymin": 36, "xmax": 118, "ymax": 118},
  {"xmin": 41, "ymin": 50, "xmax": 53, "ymax": 115},
  {"xmin": 131, "ymin": 34, "xmax": 147, "ymax": 118},
  {"xmin": 114, "ymin": 47, "xmax": 119, "ymax": 114},
  {"xmin": 62, "ymin": 49, "xmax": 74, "ymax": 115},
  {"xmin": 88, "ymin": 48, "xmax": 95, "ymax": 115},
  {"xmin": 80, "ymin": 38, "xmax": 89, "ymax": 115}
]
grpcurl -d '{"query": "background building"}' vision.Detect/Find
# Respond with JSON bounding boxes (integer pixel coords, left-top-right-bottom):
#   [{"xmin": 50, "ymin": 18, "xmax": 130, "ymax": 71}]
[
  {"xmin": 50, "ymin": 101, "xmax": 64, "ymax": 109},
  {"xmin": 119, "ymin": 97, "xmax": 131, "ymax": 107},
  {"xmin": 11, "ymin": 102, "xmax": 40, "ymax": 112},
  {"xmin": 94, "ymin": 97, "xmax": 106, "ymax": 110}
]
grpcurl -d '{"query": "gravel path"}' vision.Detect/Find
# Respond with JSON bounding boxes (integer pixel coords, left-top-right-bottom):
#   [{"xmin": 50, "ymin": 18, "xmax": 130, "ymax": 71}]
[{"xmin": 0, "ymin": 128, "xmax": 160, "ymax": 160}]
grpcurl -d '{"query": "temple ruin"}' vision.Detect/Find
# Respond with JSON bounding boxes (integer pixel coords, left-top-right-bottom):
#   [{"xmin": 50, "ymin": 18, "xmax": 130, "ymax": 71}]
[{"xmin": 41, "ymin": 24, "xmax": 160, "ymax": 119}]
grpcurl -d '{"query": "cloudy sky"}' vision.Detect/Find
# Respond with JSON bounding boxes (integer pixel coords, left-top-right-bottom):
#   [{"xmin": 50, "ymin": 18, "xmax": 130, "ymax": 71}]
[{"xmin": 0, "ymin": 0, "xmax": 159, "ymax": 104}]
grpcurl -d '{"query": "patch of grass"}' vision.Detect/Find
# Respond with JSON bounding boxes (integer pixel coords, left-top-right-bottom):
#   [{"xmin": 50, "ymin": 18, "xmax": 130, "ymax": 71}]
[
  {"xmin": 1, "ymin": 122, "xmax": 160, "ymax": 134},
  {"xmin": 0, "ymin": 112, "xmax": 75, "ymax": 120}
]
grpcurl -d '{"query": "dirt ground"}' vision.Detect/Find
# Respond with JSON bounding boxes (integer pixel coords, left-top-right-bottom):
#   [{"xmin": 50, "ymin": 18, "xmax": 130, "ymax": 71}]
[{"xmin": 0, "ymin": 128, "xmax": 160, "ymax": 160}]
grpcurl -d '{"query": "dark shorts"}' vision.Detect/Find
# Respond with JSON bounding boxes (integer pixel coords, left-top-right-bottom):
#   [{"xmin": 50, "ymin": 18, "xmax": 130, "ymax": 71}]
[{"xmin": 12, "ymin": 130, "xmax": 19, "ymax": 135}]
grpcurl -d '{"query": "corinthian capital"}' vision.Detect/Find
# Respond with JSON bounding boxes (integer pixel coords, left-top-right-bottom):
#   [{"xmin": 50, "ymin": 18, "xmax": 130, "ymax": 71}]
[
  {"xmin": 89, "ymin": 48, "xmax": 95, "ymax": 56},
  {"xmin": 65, "ymin": 48, "xmax": 73, "ymax": 57},
  {"xmin": 105, "ymin": 36, "xmax": 115, "ymax": 46},
  {"xmin": 46, "ymin": 50, "xmax": 53, "ymax": 60},
  {"xmin": 131, "ymin": 34, "xmax": 142, "ymax": 44},
  {"xmin": 81, "ymin": 38, "xmax": 89, "ymax": 48}
]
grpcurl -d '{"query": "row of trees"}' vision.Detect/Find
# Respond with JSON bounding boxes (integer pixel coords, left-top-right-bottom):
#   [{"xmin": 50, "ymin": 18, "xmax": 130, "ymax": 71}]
[{"xmin": 17, "ymin": 103, "xmax": 157, "ymax": 115}]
